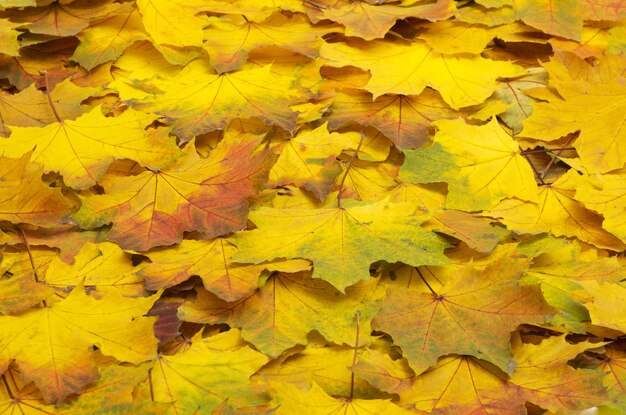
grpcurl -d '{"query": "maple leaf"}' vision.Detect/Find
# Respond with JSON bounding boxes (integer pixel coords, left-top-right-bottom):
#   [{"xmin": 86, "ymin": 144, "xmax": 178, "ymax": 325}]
[
  {"xmin": 506, "ymin": 334, "xmax": 609, "ymax": 413},
  {"xmin": 0, "ymin": 224, "xmax": 107, "ymax": 263},
  {"xmin": 575, "ymin": 172, "xmax": 626, "ymax": 243},
  {"xmin": 0, "ymin": 274, "xmax": 55, "ymax": 314},
  {"xmin": 268, "ymin": 123, "xmax": 360, "ymax": 200},
  {"xmin": 0, "ymin": 106, "xmax": 182, "ymax": 190},
  {"xmin": 180, "ymin": 273, "xmax": 382, "ymax": 356},
  {"xmin": 0, "ymin": 247, "xmax": 58, "ymax": 284},
  {"xmin": 0, "ymin": 362, "xmax": 167, "ymax": 415},
  {"xmin": 73, "ymin": 134, "xmax": 272, "ymax": 251},
  {"xmin": 400, "ymin": 118, "xmax": 538, "ymax": 211},
  {"xmin": 518, "ymin": 236, "xmax": 624, "ymax": 331},
  {"xmin": 133, "ymin": 62, "xmax": 312, "ymax": 141},
  {"xmin": 72, "ymin": 5, "xmax": 148, "ymax": 70},
  {"xmin": 425, "ymin": 209, "xmax": 509, "ymax": 253},
  {"xmin": 327, "ymin": 89, "xmax": 458, "ymax": 150},
  {"xmin": 2, "ymin": 0, "xmax": 123, "ymax": 37},
  {"xmin": 351, "ymin": 346, "xmax": 415, "ymax": 396},
  {"xmin": 202, "ymin": 13, "xmax": 337, "ymax": 73},
  {"xmin": 394, "ymin": 335, "xmax": 607, "ymax": 414},
  {"xmin": 0, "ymin": 78, "xmax": 97, "ymax": 137},
  {"xmin": 0, "ymin": 284, "xmax": 159, "ymax": 404},
  {"xmin": 259, "ymin": 344, "xmax": 386, "ymax": 398},
  {"xmin": 372, "ymin": 258, "xmax": 554, "ymax": 375},
  {"xmin": 0, "ymin": 42, "xmax": 78, "ymax": 90},
  {"xmin": 454, "ymin": 2, "xmax": 516, "ymax": 26},
  {"xmin": 308, "ymin": 0, "xmax": 454, "ymax": 40},
  {"xmin": 334, "ymin": 154, "xmax": 401, "ymax": 201},
  {"xmin": 146, "ymin": 300, "xmax": 183, "ymax": 345},
  {"xmin": 418, "ymin": 20, "xmax": 506, "ymax": 55},
  {"xmin": 198, "ymin": 0, "xmax": 305, "ymax": 21},
  {"xmin": 582, "ymin": 281, "xmax": 626, "ymax": 334},
  {"xmin": 487, "ymin": 169, "xmax": 626, "ymax": 251},
  {"xmin": 595, "ymin": 343, "xmax": 626, "ymax": 407},
  {"xmin": 146, "ymin": 329, "xmax": 269, "ymax": 414},
  {"xmin": 269, "ymin": 381, "xmax": 413, "ymax": 414},
  {"xmin": 521, "ymin": 78, "xmax": 626, "ymax": 173},
  {"xmin": 320, "ymin": 38, "xmax": 524, "ymax": 109},
  {"xmin": 137, "ymin": 238, "xmax": 311, "ymax": 301},
  {"xmin": 231, "ymin": 198, "xmax": 450, "ymax": 291},
  {"xmin": 471, "ymin": 67, "xmax": 548, "ymax": 134},
  {"xmin": 42, "ymin": 242, "xmax": 146, "ymax": 296},
  {"xmin": 0, "ymin": 153, "xmax": 73, "ymax": 226},
  {"xmin": 0, "ymin": 0, "xmax": 35, "ymax": 7},
  {"xmin": 1, "ymin": 0, "xmax": 624, "ymax": 412},
  {"xmin": 0, "ymin": 18, "xmax": 21, "ymax": 56},
  {"xmin": 57, "ymin": 363, "xmax": 169, "ymax": 415},
  {"xmin": 581, "ymin": 0, "xmax": 626, "ymax": 20},
  {"xmin": 135, "ymin": 0, "xmax": 208, "ymax": 49},
  {"xmin": 513, "ymin": 0, "xmax": 583, "ymax": 40}
]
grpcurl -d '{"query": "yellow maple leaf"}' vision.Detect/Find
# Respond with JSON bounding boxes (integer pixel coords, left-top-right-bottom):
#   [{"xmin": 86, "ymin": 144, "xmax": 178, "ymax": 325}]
[
  {"xmin": 418, "ymin": 20, "xmax": 506, "ymax": 54},
  {"xmin": 582, "ymin": 281, "xmax": 626, "ymax": 334},
  {"xmin": 0, "ymin": 284, "xmax": 158, "ymax": 404},
  {"xmin": 202, "ymin": 13, "xmax": 337, "ymax": 73},
  {"xmin": 0, "ymin": 78, "xmax": 97, "ymax": 137},
  {"xmin": 268, "ymin": 123, "xmax": 360, "ymax": 200},
  {"xmin": 320, "ymin": 39, "xmax": 524, "ymax": 109},
  {"xmin": 400, "ymin": 118, "xmax": 538, "ymax": 211},
  {"xmin": 72, "ymin": 5, "xmax": 148, "ymax": 70},
  {"xmin": 521, "ymin": 79, "xmax": 626, "ymax": 173},
  {"xmin": 575, "ymin": 172, "xmax": 626, "ymax": 243},
  {"xmin": 199, "ymin": 0, "xmax": 305, "ymax": 22},
  {"xmin": 0, "ymin": 18, "xmax": 20, "ymax": 56},
  {"xmin": 0, "ymin": 274, "xmax": 54, "ymax": 314},
  {"xmin": 488, "ymin": 169, "xmax": 626, "ymax": 251},
  {"xmin": 0, "ymin": 153, "xmax": 73, "ymax": 226},
  {"xmin": 259, "ymin": 345, "xmax": 384, "ymax": 398},
  {"xmin": 395, "ymin": 336, "xmax": 606, "ymax": 414},
  {"xmin": 0, "ymin": 106, "xmax": 182, "ymax": 189},
  {"xmin": 3, "ymin": 0, "xmax": 123, "ymax": 37},
  {"xmin": 43, "ymin": 242, "xmax": 145, "ymax": 297},
  {"xmin": 231, "ymin": 198, "xmax": 449, "ymax": 291},
  {"xmin": 136, "ymin": 0, "xmax": 208, "ymax": 48},
  {"xmin": 312, "ymin": 0, "xmax": 454, "ymax": 40},
  {"xmin": 135, "ymin": 62, "xmax": 312, "ymax": 141},
  {"xmin": 180, "ymin": 274, "xmax": 382, "ymax": 356},
  {"xmin": 270, "ymin": 381, "xmax": 413, "ymax": 414},
  {"xmin": 147, "ymin": 330, "xmax": 269, "ymax": 414},
  {"xmin": 335, "ymin": 151, "xmax": 401, "ymax": 201},
  {"xmin": 138, "ymin": 238, "xmax": 310, "ymax": 301}
]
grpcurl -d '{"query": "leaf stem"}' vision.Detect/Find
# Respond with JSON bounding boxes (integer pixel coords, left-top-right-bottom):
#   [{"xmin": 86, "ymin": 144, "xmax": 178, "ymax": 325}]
[
  {"xmin": 1, "ymin": 375, "xmax": 14, "ymax": 401},
  {"xmin": 520, "ymin": 147, "xmax": 575, "ymax": 155},
  {"xmin": 415, "ymin": 267, "xmax": 439, "ymax": 297},
  {"xmin": 522, "ymin": 153, "xmax": 546, "ymax": 186},
  {"xmin": 539, "ymin": 136, "xmax": 575, "ymax": 179},
  {"xmin": 349, "ymin": 310, "xmax": 361, "ymax": 401},
  {"xmin": 337, "ymin": 131, "xmax": 365, "ymax": 209},
  {"xmin": 148, "ymin": 368, "xmax": 155, "ymax": 401},
  {"xmin": 18, "ymin": 226, "xmax": 47, "ymax": 307},
  {"xmin": 42, "ymin": 71, "xmax": 62, "ymax": 124}
]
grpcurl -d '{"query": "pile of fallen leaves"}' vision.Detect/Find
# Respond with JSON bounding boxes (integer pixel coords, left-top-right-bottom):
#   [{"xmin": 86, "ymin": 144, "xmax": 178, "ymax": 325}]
[{"xmin": 1, "ymin": 0, "xmax": 626, "ymax": 414}]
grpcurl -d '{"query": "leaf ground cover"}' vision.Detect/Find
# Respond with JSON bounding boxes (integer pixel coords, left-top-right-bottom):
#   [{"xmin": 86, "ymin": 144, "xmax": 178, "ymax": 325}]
[{"xmin": 0, "ymin": 0, "xmax": 626, "ymax": 414}]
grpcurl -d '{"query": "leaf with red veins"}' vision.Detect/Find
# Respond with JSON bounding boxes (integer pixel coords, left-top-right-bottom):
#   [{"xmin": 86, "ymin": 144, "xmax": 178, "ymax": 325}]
[
  {"xmin": 373, "ymin": 257, "xmax": 554, "ymax": 375},
  {"xmin": 327, "ymin": 89, "xmax": 458, "ymax": 150},
  {"xmin": 73, "ymin": 134, "xmax": 272, "ymax": 251}
]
